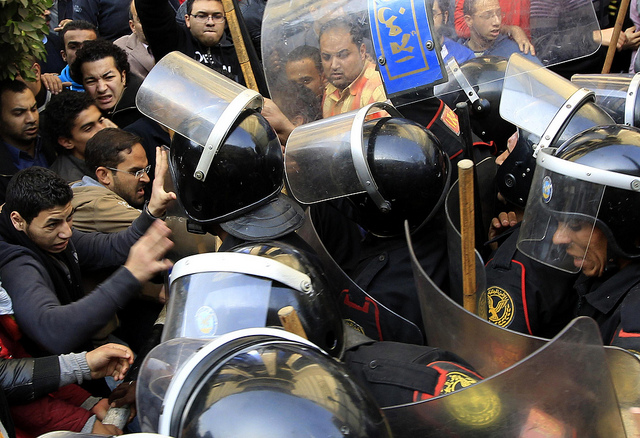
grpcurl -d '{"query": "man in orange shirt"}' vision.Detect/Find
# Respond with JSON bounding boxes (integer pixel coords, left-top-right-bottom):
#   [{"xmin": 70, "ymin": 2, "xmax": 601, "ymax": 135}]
[{"xmin": 319, "ymin": 17, "xmax": 387, "ymax": 118}]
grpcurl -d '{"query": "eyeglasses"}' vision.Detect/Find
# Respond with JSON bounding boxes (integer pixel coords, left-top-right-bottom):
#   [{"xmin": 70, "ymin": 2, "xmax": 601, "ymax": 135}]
[
  {"xmin": 474, "ymin": 9, "xmax": 505, "ymax": 20},
  {"xmin": 190, "ymin": 12, "xmax": 225, "ymax": 23},
  {"xmin": 107, "ymin": 165, "xmax": 151, "ymax": 178}
]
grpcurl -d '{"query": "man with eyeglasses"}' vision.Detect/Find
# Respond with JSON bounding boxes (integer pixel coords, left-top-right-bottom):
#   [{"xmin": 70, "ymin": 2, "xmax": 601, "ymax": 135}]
[
  {"xmin": 135, "ymin": 0, "xmax": 242, "ymax": 82},
  {"xmin": 69, "ymin": 128, "xmax": 166, "ymax": 354},
  {"xmin": 71, "ymin": 128, "xmax": 152, "ymax": 233},
  {"xmin": 462, "ymin": 0, "xmax": 540, "ymax": 62}
]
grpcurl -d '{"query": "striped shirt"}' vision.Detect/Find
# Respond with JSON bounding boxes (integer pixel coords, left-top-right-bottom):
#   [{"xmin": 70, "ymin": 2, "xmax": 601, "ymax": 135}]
[{"xmin": 322, "ymin": 60, "xmax": 387, "ymax": 118}]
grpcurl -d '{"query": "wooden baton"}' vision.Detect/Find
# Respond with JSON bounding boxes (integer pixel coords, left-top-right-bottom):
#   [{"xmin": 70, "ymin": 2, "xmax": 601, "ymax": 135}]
[
  {"xmin": 220, "ymin": 0, "xmax": 259, "ymax": 92},
  {"xmin": 602, "ymin": 0, "xmax": 631, "ymax": 74},
  {"xmin": 278, "ymin": 306, "xmax": 308, "ymax": 339},
  {"xmin": 458, "ymin": 159, "xmax": 477, "ymax": 314}
]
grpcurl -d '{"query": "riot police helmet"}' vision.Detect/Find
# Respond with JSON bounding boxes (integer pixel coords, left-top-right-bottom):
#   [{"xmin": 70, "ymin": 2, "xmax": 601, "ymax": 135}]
[
  {"xmin": 348, "ymin": 116, "xmax": 451, "ymax": 237},
  {"xmin": 285, "ymin": 102, "xmax": 450, "ymax": 238},
  {"xmin": 138, "ymin": 329, "xmax": 393, "ymax": 438},
  {"xmin": 496, "ymin": 54, "xmax": 615, "ymax": 209},
  {"xmin": 164, "ymin": 241, "xmax": 344, "ymax": 356},
  {"xmin": 517, "ymin": 124, "xmax": 640, "ymax": 273}
]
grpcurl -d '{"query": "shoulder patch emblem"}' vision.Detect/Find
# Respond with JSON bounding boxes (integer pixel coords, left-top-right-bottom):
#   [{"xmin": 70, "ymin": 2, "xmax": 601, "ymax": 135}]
[
  {"xmin": 486, "ymin": 286, "xmax": 514, "ymax": 327},
  {"xmin": 440, "ymin": 103, "xmax": 460, "ymax": 136},
  {"xmin": 442, "ymin": 371, "xmax": 479, "ymax": 394}
]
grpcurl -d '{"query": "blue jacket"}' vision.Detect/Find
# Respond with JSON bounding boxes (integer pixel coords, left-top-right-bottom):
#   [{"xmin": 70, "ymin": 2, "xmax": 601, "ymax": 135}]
[{"xmin": 59, "ymin": 65, "xmax": 84, "ymax": 92}]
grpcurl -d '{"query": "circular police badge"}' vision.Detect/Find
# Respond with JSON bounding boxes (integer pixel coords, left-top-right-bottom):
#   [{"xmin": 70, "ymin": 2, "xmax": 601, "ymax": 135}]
[
  {"xmin": 542, "ymin": 175, "xmax": 553, "ymax": 203},
  {"xmin": 195, "ymin": 306, "xmax": 218, "ymax": 335},
  {"xmin": 486, "ymin": 286, "xmax": 514, "ymax": 328},
  {"xmin": 444, "ymin": 385, "xmax": 502, "ymax": 427}
]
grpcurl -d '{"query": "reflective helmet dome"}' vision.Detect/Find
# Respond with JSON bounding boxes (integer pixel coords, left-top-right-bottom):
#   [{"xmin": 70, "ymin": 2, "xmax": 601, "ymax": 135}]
[
  {"xmin": 170, "ymin": 109, "xmax": 284, "ymax": 224},
  {"xmin": 348, "ymin": 117, "xmax": 450, "ymax": 237},
  {"xmin": 438, "ymin": 56, "xmax": 514, "ymax": 148},
  {"xmin": 149, "ymin": 330, "xmax": 392, "ymax": 438}
]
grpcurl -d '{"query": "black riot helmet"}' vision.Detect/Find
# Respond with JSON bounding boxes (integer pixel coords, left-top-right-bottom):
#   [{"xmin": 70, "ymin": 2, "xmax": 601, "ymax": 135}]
[
  {"xmin": 164, "ymin": 241, "xmax": 344, "ymax": 356},
  {"xmin": 437, "ymin": 56, "xmax": 515, "ymax": 149},
  {"xmin": 170, "ymin": 109, "xmax": 284, "ymax": 224},
  {"xmin": 137, "ymin": 329, "xmax": 393, "ymax": 437},
  {"xmin": 136, "ymin": 51, "xmax": 303, "ymax": 240},
  {"xmin": 518, "ymin": 125, "xmax": 640, "ymax": 273},
  {"xmin": 348, "ymin": 116, "xmax": 450, "ymax": 237},
  {"xmin": 285, "ymin": 102, "xmax": 450, "ymax": 238},
  {"xmin": 496, "ymin": 54, "xmax": 615, "ymax": 209}
]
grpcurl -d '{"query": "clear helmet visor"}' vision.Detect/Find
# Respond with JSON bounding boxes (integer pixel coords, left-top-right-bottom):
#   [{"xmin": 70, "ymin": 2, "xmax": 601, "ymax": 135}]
[
  {"xmin": 571, "ymin": 73, "xmax": 640, "ymax": 126},
  {"xmin": 136, "ymin": 52, "xmax": 262, "ymax": 148},
  {"xmin": 500, "ymin": 54, "xmax": 613, "ymax": 141},
  {"xmin": 163, "ymin": 252, "xmax": 313, "ymax": 342},
  {"xmin": 517, "ymin": 150, "xmax": 606, "ymax": 273},
  {"xmin": 285, "ymin": 102, "xmax": 401, "ymax": 206}
]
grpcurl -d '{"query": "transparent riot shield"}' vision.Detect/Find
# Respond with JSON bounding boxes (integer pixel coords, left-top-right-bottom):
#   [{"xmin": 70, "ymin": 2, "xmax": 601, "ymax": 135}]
[
  {"xmin": 296, "ymin": 208, "xmax": 425, "ymax": 345},
  {"xmin": 571, "ymin": 73, "xmax": 640, "ymax": 127},
  {"xmin": 416, "ymin": 217, "xmax": 547, "ymax": 377},
  {"xmin": 411, "ymin": 192, "xmax": 640, "ymax": 436},
  {"xmin": 261, "ymin": 0, "xmax": 600, "ymax": 115},
  {"xmin": 382, "ymin": 317, "xmax": 625, "ymax": 437}
]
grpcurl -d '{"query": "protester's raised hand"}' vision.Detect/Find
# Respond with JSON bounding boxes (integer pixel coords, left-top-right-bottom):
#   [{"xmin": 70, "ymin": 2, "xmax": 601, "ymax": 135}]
[
  {"xmin": 148, "ymin": 146, "xmax": 177, "ymax": 217},
  {"xmin": 124, "ymin": 220, "xmax": 174, "ymax": 283}
]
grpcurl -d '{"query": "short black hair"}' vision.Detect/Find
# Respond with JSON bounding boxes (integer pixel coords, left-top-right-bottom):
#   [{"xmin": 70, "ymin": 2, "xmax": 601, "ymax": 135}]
[
  {"xmin": 85, "ymin": 128, "xmax": 142, "ymax": 173},
  {"xmin": 59, "ymin": 20, "xmax": 99, "ymax": 46},
  {"xmin": 41, "ymin": 91, "xmax": 98, "ymax": 153},
  {"xmin": 286, "ymin": 45, "xmax": 322, "ymax": 73},
  {"xmin": 5, "ymin": 167, "xmax": 73, "ymax": 224},
  {"xmin": 319, "ymin": 15, "xmax": 365, "ymax": 47},
  {"xmin": 0, "ymin": 80, "xmax": 29, "ymax": 115},
  {"xmin": 186, "ymin": 0, "xmax": 222, "ymax": 15},
  {"xmin": 70, "ymin": 39, "xmax": 130, "ymax": 84},
  {"xmin": 277, "ymin": 82, "xmax": 322, "ymax": 125}
]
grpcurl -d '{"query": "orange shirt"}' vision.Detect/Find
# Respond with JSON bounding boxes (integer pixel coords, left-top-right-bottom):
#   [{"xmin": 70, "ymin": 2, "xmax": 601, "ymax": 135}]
[{"xmin": 322, "ymin": 60, "xmax": 387, "ymax": 118}]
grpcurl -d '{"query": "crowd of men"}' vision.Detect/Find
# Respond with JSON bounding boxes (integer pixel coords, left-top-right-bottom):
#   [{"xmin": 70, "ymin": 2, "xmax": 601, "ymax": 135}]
[{"xmin": 2, "ymin": 0, "xmax": 640, "ymax": 434}]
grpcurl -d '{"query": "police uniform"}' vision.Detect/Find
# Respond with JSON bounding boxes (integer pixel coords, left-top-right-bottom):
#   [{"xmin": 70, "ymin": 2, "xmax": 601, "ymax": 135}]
[
  {"xmin": 574, "ymin": 263, "xmax": 640, "ymax": 354},
  {"xmin": 484, "ymin": 225, "xmax": 578, "ymax": 338},
  {"xmin": 312, "ymin": 201, "xmax": 448, "ymax": 346},
  {"xmin": 342, "ymin": 326, "xmax": 483, "ymax": 407}
]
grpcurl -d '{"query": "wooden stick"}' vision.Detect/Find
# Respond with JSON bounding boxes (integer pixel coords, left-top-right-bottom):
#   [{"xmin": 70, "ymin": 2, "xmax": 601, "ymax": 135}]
[
  {"xmin": 278, "ymin": 306, "xmax": 308, "ymax": 339},
  {"xmin": 602, "ymin": 0, "xmax": 631, "ymax": 74},
  {"xmin": 458, "ymin": 159, "xmax": 477, "ymax": 314},
  {"xmin": 220, "ymin": 0, "xmax": 258, "ymax": 92}
]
